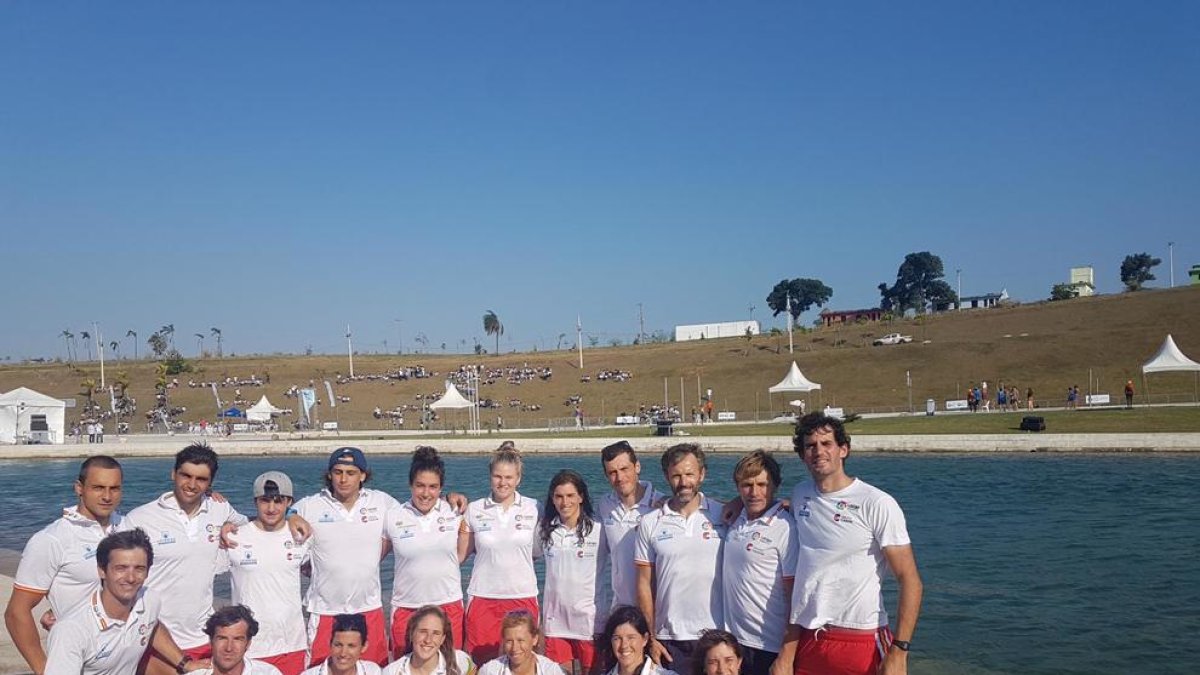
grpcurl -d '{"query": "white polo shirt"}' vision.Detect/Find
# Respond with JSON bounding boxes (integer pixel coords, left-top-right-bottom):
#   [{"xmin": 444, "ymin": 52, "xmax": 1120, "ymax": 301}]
[
  {"xmin": 125, "ymin": 492, "xmax": 247, "ymax": 649},
  {"xmin": 477, "ymin": 654, "xmax": 565, "ymax": 675},
  {"xmin": 536, "ymin": 519, "xmax": 608, "ymax": 639},
  {"xmin": 463, "ymin": 493, "xmax": 540, "ymax": 599},
  {"xmin": 301, "ymin": 660, "xmax": 383, "ymax": 675},
  {"xmin": 293, "ymin": 487, "xmax": 400, "ymax": 614},
  {"xmin": 605, "ymin": 658, "xmax": 678, "ymax": 675},
  {"xmin": 789, "ymin": 478, "xmax": 910, "ymax": 630},
  {"xmin": 382, "ymin": 649, "xmax": 474, "ymax": 675},
  {"xmin": 44, "ymin": 587, "xmax": 161, "ymax": 675},
  {"xmin": 383, "ymin": 499, "xmax": 464, "ymax": 609},
  {"xmin": 722, "ymin": 501, "xmax": 798, "ymax": 652},
  {"xmin": 14, "ymin": 506, "xmax": 124, "ymax": 617},
  {"xmin": 597, "ymin": 481, "xmax": 665, "ymax": 608},
  {"xmin": 220, "ymin": 522, "xmax": 312, "ymax": 658},
  {"xmin": 193, "ymin": 659, "xmax": 284, "ymax": 675},
  {"xmin": 633, "ymin": 495, "xmax": 726, "ymax": 640}
]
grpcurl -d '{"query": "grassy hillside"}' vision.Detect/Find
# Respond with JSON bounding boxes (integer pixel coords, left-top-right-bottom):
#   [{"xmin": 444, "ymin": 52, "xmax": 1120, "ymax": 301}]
[{"xmin": 3, "ymin": 286, "xmax": 1199, "ymax": 431}]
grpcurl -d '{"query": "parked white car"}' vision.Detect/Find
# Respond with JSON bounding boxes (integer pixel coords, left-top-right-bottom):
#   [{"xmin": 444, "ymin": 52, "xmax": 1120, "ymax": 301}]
[{"xmin": 873, "ymin": 332, "xmax": 913, "ymax": 346}]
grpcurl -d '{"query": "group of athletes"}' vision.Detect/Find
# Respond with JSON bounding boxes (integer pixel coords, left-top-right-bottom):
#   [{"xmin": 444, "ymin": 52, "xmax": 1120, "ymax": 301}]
[{"xmin": 4, "ymin": 412, "xmax": 923, "ymax": 675}]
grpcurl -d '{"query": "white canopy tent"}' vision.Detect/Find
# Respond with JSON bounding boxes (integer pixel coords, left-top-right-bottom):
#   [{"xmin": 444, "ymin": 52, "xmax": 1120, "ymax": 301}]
[
  {"xmin": 1141, "ymin": 334, "xmax": 1200, "ymax": 401},
  {"xmin": 429, "ymin": 381, "xmax": 478, "ymax": 433},
  {"xmin": 768, "ymin": 362, "xmax": 822, "ymax": 414},
  {"xmin": 246, "ymin": 395, "xmax": 287, "ymax": 423},
  {"xmin": 0, "ymin": 387, "xmax": 67, "ymax": 445},
  {"xmin": 1142, "ymin": 335, "xmax": 1200, "ymax": 373}
]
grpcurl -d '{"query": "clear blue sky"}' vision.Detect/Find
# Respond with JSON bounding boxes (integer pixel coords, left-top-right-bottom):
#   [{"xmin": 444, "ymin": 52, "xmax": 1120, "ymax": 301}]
[{"xmin": 2, "ymin": 1, "xmax": 1197, "ymax": 360}]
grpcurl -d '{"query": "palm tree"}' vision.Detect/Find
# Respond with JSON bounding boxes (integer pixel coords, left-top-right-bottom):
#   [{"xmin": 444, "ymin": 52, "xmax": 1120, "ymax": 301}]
[
  {"xmin": 109, "ymin": 341, "xmax": 120, "ymax": 360},
  {"xmin": 195, "ymin": 333, "xmax": 205, "ymax": 356},
  {"xmin": 415, "ymin": 333, "xmax": 429, "ymax": 353},
  {"xmin": 160, "ymin": 324, "xmax": 175, "ymax": 350},
  {"xmin": 483, "ymin": 310, "xmax": 504, "ymax": 355},
  {"xmin": 81, "ymin": 331, "xmax": 93, "ymax": 361},
  {"xmin": 147, "ymin": 332, "xmax": 168, "ymax": 358},
  {"xmin": 210, "ymin": 327, "xmax": 223, "ymax": 358},
  {"xmin": 557, "ymin": 333, "xmax": 567, "ymax": 350},
  {"xmin": 126, "ymin": 330, "xmax": 138, "ymax": 360},
  {"xmin": 60, "ymin": 330, "xmax": 75, "ymax": 362}
]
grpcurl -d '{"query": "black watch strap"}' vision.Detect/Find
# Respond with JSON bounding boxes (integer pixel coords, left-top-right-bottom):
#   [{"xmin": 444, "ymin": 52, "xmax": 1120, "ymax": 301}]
[
  {"xmin": 891, "ymin": 640, "xmax": 912, "ymax": 652},
  {"xmin": 175, "ymin": 655, "xmax": 192, "ymax": 673}
]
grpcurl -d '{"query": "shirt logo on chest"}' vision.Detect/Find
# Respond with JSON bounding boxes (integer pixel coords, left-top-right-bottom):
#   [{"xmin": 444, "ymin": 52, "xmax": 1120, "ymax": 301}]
[{"xmin": 156, "ymin": 531, "xmax": 176, "ymax": 546}]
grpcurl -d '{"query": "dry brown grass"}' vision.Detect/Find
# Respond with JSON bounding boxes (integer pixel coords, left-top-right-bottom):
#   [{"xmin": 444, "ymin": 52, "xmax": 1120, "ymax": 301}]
[{"xmin": 3, "ymin": 286, "xmax": 1198, "ymax": 430}]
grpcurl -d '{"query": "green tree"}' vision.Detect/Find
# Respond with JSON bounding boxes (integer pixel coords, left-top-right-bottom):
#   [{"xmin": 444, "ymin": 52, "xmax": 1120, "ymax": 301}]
[
  {"xmin": 60, "ymin": 330, "xmax": 75, "ymax": 362},
  {"xmin": 162, "ymin": 350, "xmax": 193, "ymax": 376},
  {"xmin": 766, "ymin": 278, "xmax": 834, "ymax": 322},
  {"xmin": 80, "ymin": 331, "xmax": 93, "ymax": 361},
  {"xmin": 210, "ymin": 327, "xmax": 223, "ymax": 358},
  {"xmin": 126, "ymin": 330, "xmax": 138, "ymax": 360},
  {"xmin": 147, "ymin": 331, "xmax": 168, "ymax": 358},
  {"xmin": 879, "ymin": 251, "xmax": 957, "ymax": 314},
  {"xmin": 1120, "ymin": 253, "xmax": 1161, "ymax": 291},
  {"xmin": 483, "ymin": 310, "xmax": 504, "ymax": 354}
]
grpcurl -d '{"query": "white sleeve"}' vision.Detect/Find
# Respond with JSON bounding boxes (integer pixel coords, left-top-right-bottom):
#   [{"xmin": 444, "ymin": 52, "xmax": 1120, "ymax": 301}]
[
  {"xmin": 44, "ymin": 620, "xmax": 88, "ymax": 675},
  {"xmin": 13, "ymin": 528, "xmax": 62, "ymax": 593},
  {"xmin": 633, "ymin": 515, "xmax": 655, "ymax": 565},
  {"xmin": 869, "ymin": 493, "xmax": 911, "ymax": 549}
]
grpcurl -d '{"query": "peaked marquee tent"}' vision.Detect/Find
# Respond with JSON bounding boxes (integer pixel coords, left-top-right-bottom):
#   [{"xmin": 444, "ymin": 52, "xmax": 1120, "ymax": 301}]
[
  {"xmin": 1141, "ymin": 334, "xmax": 1200, "ymax": 400},
  {"xmin": 1142, "ymin": 335, "xmax": 1200, "ymax": 373},
  {"xmin": 429, "ymin": 382, "xmax": 473, "ymax": 410},
  {"xmin": 246, "ymin": 395, "xmax": 287, "ymax": 423},
  {"xmin": 769, "ymin": 362, "xmax": 822, "ymax": 393},
  {"xmin": 0, "ymin": 387, "xmax": 67, "ymax": 445}
]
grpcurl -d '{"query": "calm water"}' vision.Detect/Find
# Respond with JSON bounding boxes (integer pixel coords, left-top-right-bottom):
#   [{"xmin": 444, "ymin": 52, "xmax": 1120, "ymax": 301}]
[{"xmin": 3, "ymin": 452, "xmax": 1199, "ymax": 674}]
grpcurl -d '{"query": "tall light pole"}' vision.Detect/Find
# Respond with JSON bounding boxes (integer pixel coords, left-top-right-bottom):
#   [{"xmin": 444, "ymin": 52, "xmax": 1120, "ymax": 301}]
[
  {"xmin": 346, "ymin": 325, "xmax": 354, "ymax": 378},
  {"xmin": 956, "ymin": 269, "xmax": 962, "ymax": 310},
  {"xmin": 94, "ymin": 322, "xmax": 106, "ymax": 388},
  {"xmin": 786, "ymin": 294, "xmax": 794, "ymax": 354},
  {"xmin": 1169, "ymin": 242, "xmax": 1175, "ymax": 287}
]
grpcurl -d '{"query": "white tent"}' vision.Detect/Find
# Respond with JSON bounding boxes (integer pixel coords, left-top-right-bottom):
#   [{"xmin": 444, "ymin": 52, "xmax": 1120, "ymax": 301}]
[
  {"xmin": 429, "ymin": 382, "xmax": 474, "ymax": 410},
  {"xmin": 0, "ymin": 387, "xmax": 67, "ymax": 445},
  {"xmin": 246, "ymin": 395, "xmax": 287, "ymax": 423},
  {"xmin": 1142, "ymin": 335, "xmax": 1200, "ymax": 373},
  {"xmin": 769, "ymin": 362, "xmax": 822, "ymax": 393}
]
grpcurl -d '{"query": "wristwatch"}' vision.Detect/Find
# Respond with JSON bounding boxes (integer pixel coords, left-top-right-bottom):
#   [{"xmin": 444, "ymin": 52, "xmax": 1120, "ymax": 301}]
[
  {"xmin": 175, "ymin": 655, "xmax": 193, "ymax": 673},
  {"xmin": 891, "ymin": 640, "xmax": 912, "ymax": 652}
]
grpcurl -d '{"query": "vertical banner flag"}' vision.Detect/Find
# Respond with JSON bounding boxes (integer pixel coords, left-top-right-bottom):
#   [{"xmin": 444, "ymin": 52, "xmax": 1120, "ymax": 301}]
[
  {"xmin": 211, "ymin": 383, "xmax": 222, "ymax": 409},
  {"xmin": 300, "ymin": 388, "xmax": 317, "ymax": 423},
  {"xmin": 324, "ymin": 381, "xmax": 337, "ymax": 408}
]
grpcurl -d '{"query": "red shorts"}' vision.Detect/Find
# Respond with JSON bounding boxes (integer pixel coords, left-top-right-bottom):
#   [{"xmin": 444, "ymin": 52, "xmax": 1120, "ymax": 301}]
[
  {"xmin": 464, "ymin": 596, "xmax": 539, "ymax": 664},
  {"xmin": 794, "ymin": 626, "xmax": 893, "ymax": 675},
  {"xmin": 139, "ymin": 642, "xmax": 212, "ymax": 673},
  {"xmin": 391, "ymin": 601, "xmax": 466, "ymax": 659},
  {"xmin": 256, "ymin": 650, "xmax": 307, "ymax": 675},
  {"xmin": 308, "ymin": 608, "xmax": 389, "ymax": 667},
  {"xmin": 544, "ymin": 637, "xmax": 597, "ymax": 669}
]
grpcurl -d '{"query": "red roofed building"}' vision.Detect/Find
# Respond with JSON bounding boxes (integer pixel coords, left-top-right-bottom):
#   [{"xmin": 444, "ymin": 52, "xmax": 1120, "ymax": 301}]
[{"xmin": 819, "ymin": 308, "xmax": 884, "ymax": 327}]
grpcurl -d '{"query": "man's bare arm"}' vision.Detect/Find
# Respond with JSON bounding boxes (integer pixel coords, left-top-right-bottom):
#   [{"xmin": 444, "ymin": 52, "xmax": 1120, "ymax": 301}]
[
  {"xmin": 879, "ymin": 544, "xmax": 922, "ymax": 675},
  {"xmin": 635, "ymin": 563, "xmax": 669, "ymax": 665},
  {"xmin": 4, "ymin": 587, "xmax": 48, "ymax": 674}
]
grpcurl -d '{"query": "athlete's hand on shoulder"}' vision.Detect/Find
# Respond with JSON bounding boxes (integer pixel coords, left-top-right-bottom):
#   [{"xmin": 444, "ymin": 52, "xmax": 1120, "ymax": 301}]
[
  {"xmin": 39, "ymin": 609, "xmax": 56, "ymax": 630},
  {"xmin": 186, "ymin": 657, "xmax": 212, "ymax": 672},
  {"xmin": 877, "ymin": 648, "xmax": 907, "ymax": 675},
  {"xmin": 287, "ymin": 514, "xmax": 313, "ymax": 543},
  {"xmin": 721, "ymin": 498, "xmax": 743, "ymax": 524},
  {"xmin": 220, "ymin": 522, "xmax": 240, "ymax": 549},
  {"xmin": 649, "ymin": 638, "xmax": 671, "ymax": 666},
  {"xmin": 208, "ymin": 490, "xmax": 227, "ymax": 503},
  {"xmin": 446, "ymin": 492, "xmax": 468, "ymax": 514}
]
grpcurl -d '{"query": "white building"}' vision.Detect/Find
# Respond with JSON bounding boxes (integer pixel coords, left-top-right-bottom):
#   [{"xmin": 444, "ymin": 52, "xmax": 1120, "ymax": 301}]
[
  {"xmin": 0, "ymin": 387, "xmax": 67, "ymax": 445},
  {"xmin": 1070, "ymin": 266, "xmax": 1095, "ymax": 297},
  {"xmin": 674, "ymin": 320, "xmax": 760, "ymax": 342}
]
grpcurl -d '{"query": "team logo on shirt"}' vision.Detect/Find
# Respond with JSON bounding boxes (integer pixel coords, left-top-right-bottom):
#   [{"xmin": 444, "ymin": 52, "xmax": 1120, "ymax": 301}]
[
  {"xmin": 157, "ymin": 531, "xmax": 176, "ymax": 545},
  {"xmin": 318, "ymin": 512, "xmax": 337, "ymax": 523},
  {"xmin": 239, "ymin": 550, "xmax": 259, "ymax": 566},
  {"xmin": 396, "ymin": 526, "xmax": 416, "ymax": 540},
  {"xmin": 836, "ymin": 501, "xmax": 860, "ymax": 512},
  {"xmin": 284, "ymin": 540, "xmax": 295, "ymax": 549},
  {"xmin": 832, "ymin": 513, "xmax": 854, "ymax": 524},
  {"xmin": 83, "ymin": 545, "xmax": 97, "ymax": 560},
  {"xmin": 359, "ymin": 506, "xmax": 380, "ymax": 522}
]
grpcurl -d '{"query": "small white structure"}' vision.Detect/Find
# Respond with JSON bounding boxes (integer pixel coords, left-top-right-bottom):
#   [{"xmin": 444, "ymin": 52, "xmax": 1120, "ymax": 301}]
[
  {"xmin": 675, "ymin": 320, "xmax": 760, "ymax": 342},
  {"xmin": 769, "ymin": 362, "xmax": 822, "ymax": 394},
  {"xmin": 1142, "ymin": 335, "xmax": 1200, "ymax": 374},
  {"xmin": 1070, "ymin": 266, "xmax": 1096, "ymax": 297},
  {"xmin": 429, "ymin": 382, "xmax": 473, "ymax": 410},
  {"xmin": 246, "ymin": 395, "xmax": 287, "ymax": 423},
  {"xmin": 0, "ymin": 387, "xmax": 67, "ymax": 445}
]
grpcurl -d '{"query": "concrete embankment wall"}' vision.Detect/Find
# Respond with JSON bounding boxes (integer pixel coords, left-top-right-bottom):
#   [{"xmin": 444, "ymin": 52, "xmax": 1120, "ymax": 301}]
[{"xmin": 3, "ymin": 432, "xmax": 1200, "ymax": 460}]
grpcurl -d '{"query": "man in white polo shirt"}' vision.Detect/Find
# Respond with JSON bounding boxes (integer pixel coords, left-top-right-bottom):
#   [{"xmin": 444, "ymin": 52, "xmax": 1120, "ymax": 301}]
[
  {"xmin": 721, "ymin": 450, "xmax": 798, "ymax": 675},
  {"xmin": 6, "ymin": 455, "xmax": 125, "ymax": 675},
  {"xmin": 293, "ymin": 447, "xmax": 399, "ymax": 667},
  {"xmin": 786, "ymin": 413, "xmax": 923, "ymax": 675},
  {"xmin": 195, "ymin": 605, "xmax": 284, "ymax": 675},
  {"xmin": 220, "ymin": 472, "xmax": 310, "ymax": 675},
  {"xmin": 45, "ymin": 528, "xmax": 203, "ymax": 675},
  {"xmin": 596, "ymin": 441, "xmax": 665, "ymax": 609},
  {"xmin": 125, "ymin": 443, "xmax": 250, "ymax": 673},
  {"xmin": 635, "ymin": 443, "xmax": 725, "ymax": 675}
]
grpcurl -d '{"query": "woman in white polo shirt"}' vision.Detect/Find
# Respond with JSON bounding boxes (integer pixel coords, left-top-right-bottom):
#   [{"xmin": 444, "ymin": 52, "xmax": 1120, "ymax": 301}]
[
  {"xmin": 458, "ymin": 443, "xmax": 541, "ymax": 664},
  {"xmin": 382, "ymin": 605, "xmax": 474, "ymax": 675},
  {"xmin": 537, "ymin": 470, "xmax": 607, "ymax": 674},
  {"xmin": 476, "ymin": 611, "xmax": 564, "ymax": 675},
  {"xmin": 600, "ymin": 605, "xmax": 677, "ymax": 675},
  {"xmin": 385, "ymin": 447, "xmax": 465, "ymax": 660}
]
